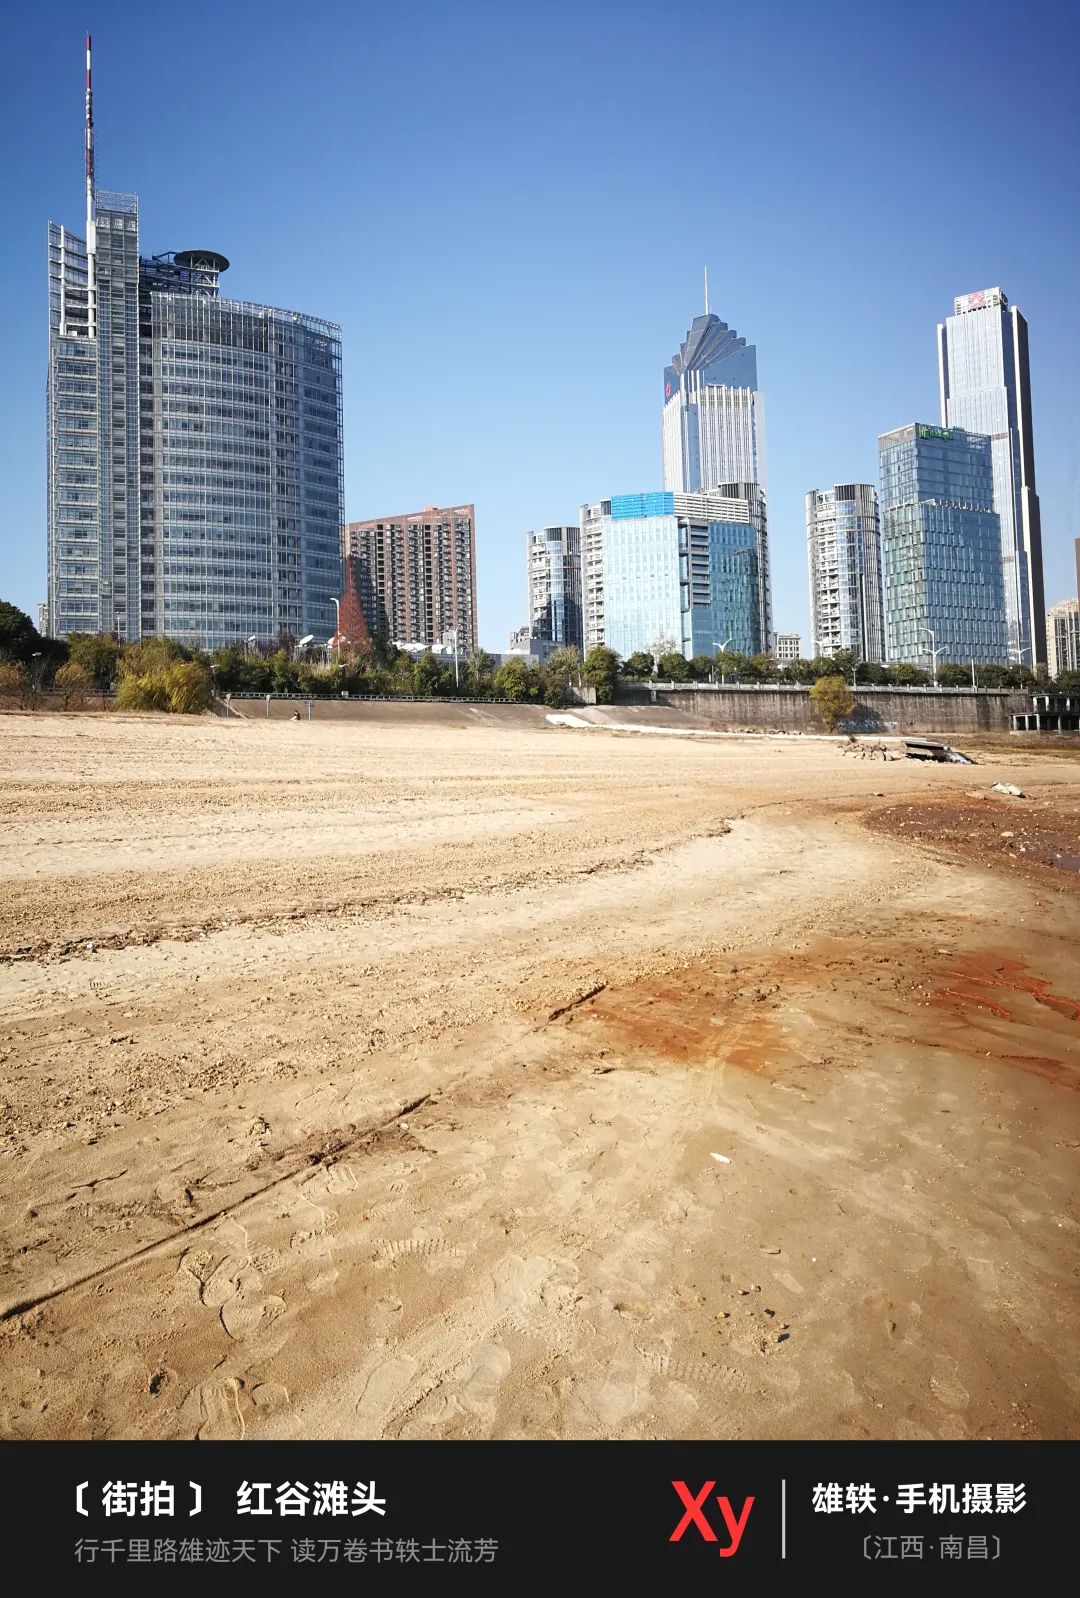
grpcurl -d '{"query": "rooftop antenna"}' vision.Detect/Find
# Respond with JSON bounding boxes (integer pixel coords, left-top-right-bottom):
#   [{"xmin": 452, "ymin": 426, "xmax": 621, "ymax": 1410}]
[
  {"xmin": 704, "ymin": 265, "xmax": 709, "ymax": 316},
  {"xmin": 84, "ymin": 33, "xmax": 96, "ymax": 337},
  {"xmin": 84, "ymin": 33, "xmax": 94, "ymax": 230}
]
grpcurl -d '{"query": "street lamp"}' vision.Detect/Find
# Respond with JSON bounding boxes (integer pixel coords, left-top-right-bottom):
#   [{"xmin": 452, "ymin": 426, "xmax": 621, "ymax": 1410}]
[
  {"xmin": 330, "ymin": 596, "xmax": 340, "ymax": 653},
  {"xmin": 445, "ymin": 627, "xmax": 460, "ymax": 689},
  {"xmin": 923, "ymin": 629, "xmax": 942, "ymax": 687},
  {"xmin": 713, "ymin": 637, "xmax": 732, "ymax": 685}
]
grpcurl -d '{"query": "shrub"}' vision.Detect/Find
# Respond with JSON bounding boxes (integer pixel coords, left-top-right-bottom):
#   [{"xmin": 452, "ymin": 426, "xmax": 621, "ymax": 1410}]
[
  {"xmin": 0, "ymin": 661, "xmax": 23, "ymax": 706},
  {"xmin": 115, "ymin": 672, "xmax": 171, "ymax": 712},
  {"xmin": 164, "ymin": 661, "xmax": 213, "ymax": 714},
  {"xmin": 810, "ymin": 674, "xmax": 855, "ymax": 731},
  {"xmin": 54, "ymin": 660, "xmax": 93, "ymax": 710}
]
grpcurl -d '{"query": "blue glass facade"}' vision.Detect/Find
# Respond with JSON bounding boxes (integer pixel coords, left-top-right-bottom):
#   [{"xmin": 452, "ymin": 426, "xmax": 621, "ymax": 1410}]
[
  {"xmin": 581, "ymin": 488, "xmax": 769, "ymax": 661},
  {"xmin": 878, "ymin": 424, "xmax": 1008, "ymax": 666}
]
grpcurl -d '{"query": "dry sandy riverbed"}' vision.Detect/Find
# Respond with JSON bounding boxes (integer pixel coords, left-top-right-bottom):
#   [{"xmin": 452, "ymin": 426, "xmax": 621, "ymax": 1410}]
[{"xmin": 0, "ymin": 709, "xmax": 1077, "ymax": 1440}]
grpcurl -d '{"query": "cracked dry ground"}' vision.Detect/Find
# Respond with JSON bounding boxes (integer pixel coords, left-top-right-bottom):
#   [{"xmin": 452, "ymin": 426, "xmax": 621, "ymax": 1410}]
[{"xmin": 0, "ymin": 710, "xmax": 1078, "ymax": 1440}]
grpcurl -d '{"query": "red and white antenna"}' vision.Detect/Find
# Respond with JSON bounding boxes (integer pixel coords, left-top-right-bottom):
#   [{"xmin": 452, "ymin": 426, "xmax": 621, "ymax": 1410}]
[{"xmin": 85, "ymin": 32, "xmax": 94, "ymax": 226}]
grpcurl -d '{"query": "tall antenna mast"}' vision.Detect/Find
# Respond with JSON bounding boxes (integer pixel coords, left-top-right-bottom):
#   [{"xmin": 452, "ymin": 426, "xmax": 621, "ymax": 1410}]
[
  {"xmin": 85, "ymin": 32, "xmax": 94, "ymax": 230},
  {"xmin": 84, "ymin": 33, "xmax": 96, "ymax": 338},
  {"xmin": 704, "ymin": 265, "xmax": 709, "ymax": 316}
]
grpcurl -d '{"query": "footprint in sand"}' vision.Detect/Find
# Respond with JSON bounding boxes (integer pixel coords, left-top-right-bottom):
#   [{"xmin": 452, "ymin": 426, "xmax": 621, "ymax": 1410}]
[
  {"xmin": 457, "ymin": 1342, "xmax": 511, "ymax": 1420},
  {"xmin": 929, "ymin": 1361, "xmax": 970, "ymax": 1411},
  {"xmin": 179, "ymin": 1376, "xmax": 246, "ymax": 1439},
  {"xmin": 354, "ymin": 1353, "xmax": 419, "ymax": 1430}
]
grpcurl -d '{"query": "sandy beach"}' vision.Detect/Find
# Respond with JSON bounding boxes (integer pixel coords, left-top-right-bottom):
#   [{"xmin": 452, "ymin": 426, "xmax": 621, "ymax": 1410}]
[{"xmin": 0, "ymin": 707, "xmax": 1077, "ymax": 1440}]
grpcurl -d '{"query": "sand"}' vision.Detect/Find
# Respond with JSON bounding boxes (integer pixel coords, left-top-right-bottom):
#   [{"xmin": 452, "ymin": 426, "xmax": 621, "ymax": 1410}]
[{"xmin": 0, "ymin": 707, "xmax": 1077, "ymax": 1440}]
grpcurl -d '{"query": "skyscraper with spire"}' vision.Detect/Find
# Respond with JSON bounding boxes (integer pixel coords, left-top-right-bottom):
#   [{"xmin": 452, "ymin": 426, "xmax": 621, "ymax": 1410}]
[
  {"xmin": 47, "ymin": 37, "xmax": 344, "ymax": 648},
  {"xmin": 661, "ymin": 290, "xmax": 764, "ymax": 494}
]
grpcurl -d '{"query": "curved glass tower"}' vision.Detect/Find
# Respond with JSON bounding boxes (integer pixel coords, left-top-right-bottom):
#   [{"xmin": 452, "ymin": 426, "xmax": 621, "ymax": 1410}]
[{"xmin": 47, "ymin": 41, "xmax": 343, "ymax": 648}]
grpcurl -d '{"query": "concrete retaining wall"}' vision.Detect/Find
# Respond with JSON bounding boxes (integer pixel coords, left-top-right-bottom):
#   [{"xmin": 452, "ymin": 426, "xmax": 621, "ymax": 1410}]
[{"xmin": 618, "ymin": 684, "xmax": 1028, "ymax": 734}]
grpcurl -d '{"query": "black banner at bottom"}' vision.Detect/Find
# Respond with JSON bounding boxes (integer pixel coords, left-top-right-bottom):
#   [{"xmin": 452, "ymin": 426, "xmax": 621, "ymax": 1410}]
[{"xmin": 2, "ymin": 1440, "xmax": 1071, "ymax": 1580}]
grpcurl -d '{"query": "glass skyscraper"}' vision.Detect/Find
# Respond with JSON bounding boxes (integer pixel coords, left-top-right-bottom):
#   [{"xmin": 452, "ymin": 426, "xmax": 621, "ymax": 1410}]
[
  {"xmin": 47, "ymin": 41, "xmax": 343, "ymax": 648},
  {"xmin": 805, "ymin": 484, "xmax": 884, "ymax": 662},
  {"xmin": 580, "ymin": 487, "xmax": 770, "ymax": 662},
  {"xmin": 661, "ymin": 310, "xmax": 764, "ymax": 494},
  {"xmin": 527, "ymin": 526, "xmax": 583, "ymax": 652},
  {"xmin": 878, "ymin": 424, "xmax": 1007, "ymax": 667},
  {"xmin": 937, "ymin": 287, "xmax": 1045, "ymax": 666}
]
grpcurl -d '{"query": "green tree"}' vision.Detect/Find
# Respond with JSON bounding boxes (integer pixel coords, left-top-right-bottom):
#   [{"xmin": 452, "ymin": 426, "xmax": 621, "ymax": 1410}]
[
  {"xmin": 937, "ymin": 663, "xmax": 971, "ymax": 688},
  {"xmin": 492, "ymin": 657, "xmax": 530, "ymax": 701},
  {"xmin": 781, "ymin": 658, "xmax": 817, "ymax": 684},
  {"xmin": 66, "ymin": 632, "xmax": 120, "ymax": 692},
  {"xmin": 54, "ymin": 660, "xmax": 93, "ymax": 709},
  {"xmin": 1054, "ymin": 669, "xmax": 1080, "ymax": 692},
  {"xmin": 413, "ymin": 650, "xmax": 449, "ymax": 697},
  {"xmin": 583, "ymin": 645, "xmax": 620, "ymax": 703},
  {"xmin": 748, "ymin": 652, "xmax": 780, "ymax": 682},
  {"xmin": 810, "ymin": 674, "xmax": 855, "ymax": 731},
  {"xmin": 809, "ymin": 654, "xmax": 844, "ymax": 678},
  {"xmin": 466, "ymin": 648, "xmax": 496, "ymax": 698},
  {"xmin": 657, "ymin": 651, "xmax": 690, "ymax": 681},
  {"xmin": 861, "ymin": 661, "xmax": 890, "ymax": 685},
  {"xmin": 0, "ymin": 601, "xmax": 41, "ymax": 664},
  {"xmin": 888, "ymin": 663, "xmax": 930, "ymax": 687},
  {"xmin": 622, "ymin": 650, "xmax": 655, "ymax": 680}
]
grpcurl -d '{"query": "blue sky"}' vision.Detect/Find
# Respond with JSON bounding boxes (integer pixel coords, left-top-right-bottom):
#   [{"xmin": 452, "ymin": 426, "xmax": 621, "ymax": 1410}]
[{"xmin": 2, "ymin": 0, "xmax": 1078, "ymax": 650}]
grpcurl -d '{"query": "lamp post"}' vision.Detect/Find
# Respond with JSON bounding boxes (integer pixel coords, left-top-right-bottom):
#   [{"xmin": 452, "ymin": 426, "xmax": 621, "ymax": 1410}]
[
  {"xmin": 923, "ymin": 629, "xmax": 942, "ymax": 687},
  {"xmin": 713, "ymin": 637, "xmax": 732, "ymax": 685},
  {"xmin": 445, "ymin": 627, "xmax": 460, "ymax": 689}
]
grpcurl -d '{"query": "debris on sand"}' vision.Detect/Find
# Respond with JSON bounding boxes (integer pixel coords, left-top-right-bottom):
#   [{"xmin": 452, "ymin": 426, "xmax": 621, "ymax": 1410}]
[{"xmin": 992, "ymin": 782, "xmax": 1026, "ymax": 798}]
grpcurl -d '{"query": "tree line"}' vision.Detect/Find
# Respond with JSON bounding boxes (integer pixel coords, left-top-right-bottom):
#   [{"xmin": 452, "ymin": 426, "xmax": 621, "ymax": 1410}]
[{"xmin": 1, "ymin": 600, "xmax": 1074, "ymax": 717}]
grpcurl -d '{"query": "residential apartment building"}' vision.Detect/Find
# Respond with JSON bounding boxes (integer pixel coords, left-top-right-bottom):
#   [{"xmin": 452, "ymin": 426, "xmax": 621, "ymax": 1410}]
[
  {"xmin": 805, "ymin": 484, "xmax": 884, "ymax": 662},
  {"xmin": 344, "ymin": 504, "xmax": 478, "ymax": 653}
]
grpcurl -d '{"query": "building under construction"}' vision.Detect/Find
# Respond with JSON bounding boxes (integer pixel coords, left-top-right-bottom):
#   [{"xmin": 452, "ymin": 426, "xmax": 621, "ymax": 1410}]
[{"xmin": 47, "ymin": 37, "xmax": 344, "ymax": 649}]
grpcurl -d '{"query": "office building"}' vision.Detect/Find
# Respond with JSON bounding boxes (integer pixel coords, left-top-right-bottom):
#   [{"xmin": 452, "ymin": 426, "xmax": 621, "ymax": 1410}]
[
  {"xmin": 806, "ymin": 484, "xmax": 884, "ymax": 662},
  {"xmin": 661, "ymin": 299, "xmax": 764, "ymax": 494},
  {"xmin": 1047, "ymin": 599, "xmax": 1080, "ymax": 679},
  {"xmin": 527, "ymin": 525, "xmax": 583, "ymax": 651},
  {"xmin": 344, "ymin": 504, "xmax": 478, "ymax": 653},
  {"xmin": 47, "ymin": 39, "xmax": 343, "ymax": 648},
  {"xmin": 580, "ymin": 487, "xmax": 770, "ymax": 662},
  {"xmin": 937, "ymin": 287, "xmax": 1046, "ymax": 665},
  {"xmin": 774, "ymin": 632, "xmax": 801, "ymax": 663},
  {"xmin": 878, "ymin": 423, "xmax": 1007, "ymax": 668}
]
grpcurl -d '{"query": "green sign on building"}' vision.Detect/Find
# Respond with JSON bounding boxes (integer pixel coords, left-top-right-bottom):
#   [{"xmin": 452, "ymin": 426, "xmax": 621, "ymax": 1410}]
[{"xmin": 917, "ymin": 424, "xmax": 952, "ymax": 441}]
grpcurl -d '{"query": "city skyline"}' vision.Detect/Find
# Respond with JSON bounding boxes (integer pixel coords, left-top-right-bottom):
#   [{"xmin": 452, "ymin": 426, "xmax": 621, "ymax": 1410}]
[{"xmin": 2, "ymin": 2, "xmax": 1078, "ymax": 652}]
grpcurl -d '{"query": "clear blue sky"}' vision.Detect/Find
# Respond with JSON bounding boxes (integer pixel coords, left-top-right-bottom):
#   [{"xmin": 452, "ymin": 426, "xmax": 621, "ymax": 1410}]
[{"xmin": 2, "ymin": 0, "xmax": 1078, "ymax": 650}]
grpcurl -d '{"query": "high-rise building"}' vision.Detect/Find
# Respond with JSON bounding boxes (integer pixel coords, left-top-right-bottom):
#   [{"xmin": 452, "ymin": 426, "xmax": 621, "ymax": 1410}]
[
  {"xmin": 937, "ymin": 287, "xmax": 1046, "ymax": 665},
  {"xmin": 661, "ymin": 304, "xmax": 764, "ymax": 494},
  {"xmin": 527, "ymin": 525, "xmax": 582, "ymax": 651},
  {"xmin": 1047, "ymin": 599, "xmax": 1080, "ymax": 679},
  {"xmin": 46, "ymin": 39, "xmax": 343, "ymax": 649},
  {"xmin": 878, "ymin": 423, "xmax": 1007, "ymax": 668},
  {"xmin": 774, "ymin": 632, "xmax": 801, "ymax": 664},
  {"xmin": 580, "ymin": 487, "xmax": 770, "ymax": 662},
  {"xmin": 344, "ymin": 505, "xmax": 478, "ymax": 653},
  {"xmin": 805, "ymin": 484, "xmax": 884, "ymax": 662}
]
